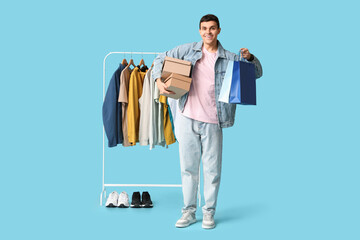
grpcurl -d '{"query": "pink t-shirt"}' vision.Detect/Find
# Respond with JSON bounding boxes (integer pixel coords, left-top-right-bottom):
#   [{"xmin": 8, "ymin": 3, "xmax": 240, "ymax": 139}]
[{"xmin": 182, "ymin": 46, "xmax": 218, "ymax": 124}]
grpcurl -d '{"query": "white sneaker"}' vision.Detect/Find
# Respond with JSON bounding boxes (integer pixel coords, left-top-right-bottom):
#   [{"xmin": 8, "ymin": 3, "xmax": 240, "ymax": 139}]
[
  {"xmin": 117, "ymin": 191, "xmax": 130, "ymax": 208},
  {"xmin": 105, "ymin": 191, "xmax": 119, "ymax": 207},
  {"xmin": 202, "ymin": 214, "xmax": 215, "ymax": 229},
  {"xmin": 175, "ymin": 212, "xmax": 197, "ymax": 228}
]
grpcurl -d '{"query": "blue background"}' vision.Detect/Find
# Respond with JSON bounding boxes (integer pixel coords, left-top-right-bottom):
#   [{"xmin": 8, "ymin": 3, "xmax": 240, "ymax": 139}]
[{"xmin": 1, "ymin": 0, "xmax": 359, "ymax": 239}]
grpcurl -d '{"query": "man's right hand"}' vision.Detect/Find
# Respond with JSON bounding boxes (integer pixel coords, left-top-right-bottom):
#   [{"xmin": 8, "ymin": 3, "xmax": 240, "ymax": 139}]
[{"xmin": 156, "ymin": 78, "xmax": 175, "ymax": 95}]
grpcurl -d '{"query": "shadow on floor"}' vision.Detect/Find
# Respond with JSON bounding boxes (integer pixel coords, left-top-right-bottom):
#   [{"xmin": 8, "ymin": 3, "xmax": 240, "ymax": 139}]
[{"xmin": 216, "ymin": 204, "xmax": 268, "ymax": 224}]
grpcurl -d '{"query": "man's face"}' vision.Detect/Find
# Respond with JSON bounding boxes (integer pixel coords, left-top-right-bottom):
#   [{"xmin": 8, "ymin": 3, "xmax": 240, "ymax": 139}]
[{"xmin": 199, "ymin": 21, "xmax": 221, "ymax": 45}]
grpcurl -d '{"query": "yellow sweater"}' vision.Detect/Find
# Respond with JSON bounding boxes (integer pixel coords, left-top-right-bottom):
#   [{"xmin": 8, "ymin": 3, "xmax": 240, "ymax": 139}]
[
  {"xmin": 127, "ymin": 67, "xmax": 146, "ymax": 145},
  {"xmin": 159, "ymin": 95, "xmax": 176, "ymax": 146}
]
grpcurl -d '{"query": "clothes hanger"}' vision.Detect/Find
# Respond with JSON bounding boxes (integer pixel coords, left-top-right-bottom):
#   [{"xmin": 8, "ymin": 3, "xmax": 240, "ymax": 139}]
[
  {"xmin": 127, "ymin": 58, "xmax": 136, "ymax": 68},
  {"xmin": 137, "ymin": 53, "xmax": 148, "ymax": 72},
  {"xmin": 121, "ymin": 58, "xmax": 128, "ymax": 65},
  {"xmin": 121, "ymin": 52, "xmax": 128, "ymax": 66},
  {"xmin": 138, "ymin": 58, "xmax": 145, "ymax": 67},
  {"xmin": 126, "ymin": 52, "xmax": 136, "ymax": 68},
  {"xmin": 138, "ymin": 52, "xmax": 146, "ymax": 68}
]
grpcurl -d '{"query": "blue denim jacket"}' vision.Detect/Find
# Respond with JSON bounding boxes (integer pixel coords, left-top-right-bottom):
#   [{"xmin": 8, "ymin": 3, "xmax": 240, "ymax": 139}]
[
  {"xmin": 103, "ymin": 64, "xmax": 125, "ymax": 147},
  {"xmin": 152, "ymin": 40, "xmax": 263, "ymax": 128}
]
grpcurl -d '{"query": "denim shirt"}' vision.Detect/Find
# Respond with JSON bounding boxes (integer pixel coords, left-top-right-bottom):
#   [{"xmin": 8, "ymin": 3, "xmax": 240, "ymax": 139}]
[{"xmin": 151, "ymin": 40, "xmax": 263, "ymax": 128}]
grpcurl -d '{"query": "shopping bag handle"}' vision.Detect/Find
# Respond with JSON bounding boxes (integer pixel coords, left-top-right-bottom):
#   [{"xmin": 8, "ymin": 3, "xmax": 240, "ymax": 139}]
[{"xmin": 238, "ymin": 50, "xmax": 245, "ymax": 61}]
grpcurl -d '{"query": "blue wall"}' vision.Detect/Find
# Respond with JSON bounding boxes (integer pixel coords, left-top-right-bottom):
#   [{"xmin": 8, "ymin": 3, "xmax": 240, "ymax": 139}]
[{"xmin": 1, "ymin": 0, "xmax": 359, "ymax": 239}]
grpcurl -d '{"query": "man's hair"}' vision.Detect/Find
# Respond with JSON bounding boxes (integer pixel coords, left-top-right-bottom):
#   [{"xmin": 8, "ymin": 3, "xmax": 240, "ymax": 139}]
[{"xmin": 199, "ymin": 14, "xmax": 220, "ymax": 29}]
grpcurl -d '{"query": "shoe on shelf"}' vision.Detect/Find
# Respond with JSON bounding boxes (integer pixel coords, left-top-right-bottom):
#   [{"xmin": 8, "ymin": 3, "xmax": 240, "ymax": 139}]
[
  {"xmin": 131, "ymin": 192, "xmax": 141, "ymax": 208},
  {"xmin": 202, "ymin": 214, "xmax": 215, "ymax": 229},
  {"xmin": 175, "ymin": 212, "xmax": 196, "ymax": 228},
  {"xmin": 105, "ymin": 191, "xmax": 119, "ymax": 207},
  {"xmin": 117, "ymin": 191, "xmax": 130, "ymax": 208},
  {"xmin": 141, "ymin": 191, "xmax": 153, "ymax": 208}
]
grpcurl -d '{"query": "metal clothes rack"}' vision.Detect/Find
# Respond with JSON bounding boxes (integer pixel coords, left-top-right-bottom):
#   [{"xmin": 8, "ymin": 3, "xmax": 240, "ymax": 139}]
[{"xmin": 100, "ymin": 52, "xmax": 183, "ymax": 206}]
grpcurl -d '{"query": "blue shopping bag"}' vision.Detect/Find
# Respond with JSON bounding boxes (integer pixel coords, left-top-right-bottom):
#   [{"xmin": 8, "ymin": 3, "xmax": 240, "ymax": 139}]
[
  {"xmin": 218, "ymin": 60, "xmax": 234, "ymax": 103},
  {"xmin": 229, "ymin": 52, "xmax": 256, "ymax": 105}
]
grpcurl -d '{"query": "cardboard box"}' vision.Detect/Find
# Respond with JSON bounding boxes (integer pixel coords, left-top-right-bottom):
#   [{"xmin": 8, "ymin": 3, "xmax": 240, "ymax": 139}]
[
  {"xmin": 161, "ymin": 56, "xmax": 192, "ymax": 80},
  {"xmin": 161, "ymin": 73, "xmax": 192, "ymax": 99}
]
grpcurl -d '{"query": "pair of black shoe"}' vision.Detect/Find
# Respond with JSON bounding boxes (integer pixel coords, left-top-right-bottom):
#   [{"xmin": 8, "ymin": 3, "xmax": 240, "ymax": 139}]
[{"xmin": 131, "ymin": 191, "xmax": 153, "ymax": 208}]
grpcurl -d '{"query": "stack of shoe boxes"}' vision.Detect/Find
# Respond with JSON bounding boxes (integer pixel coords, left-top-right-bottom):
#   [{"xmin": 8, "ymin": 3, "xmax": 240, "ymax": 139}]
[{"xmin": 160, "ymin": 56, "xmax": 192, "ymax": 99}]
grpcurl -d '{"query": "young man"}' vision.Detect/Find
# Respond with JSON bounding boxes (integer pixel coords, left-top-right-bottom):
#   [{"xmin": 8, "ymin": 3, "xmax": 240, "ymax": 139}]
[{"xmin": 152, "ymin": 14, "xmax": 263, "ymax": 229}]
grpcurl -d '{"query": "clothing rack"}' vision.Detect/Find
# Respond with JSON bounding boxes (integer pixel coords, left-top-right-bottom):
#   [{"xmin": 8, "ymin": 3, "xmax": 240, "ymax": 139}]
[{"xmin": 100, "ymin": 51, "xmax": 184, "ymax": 206}]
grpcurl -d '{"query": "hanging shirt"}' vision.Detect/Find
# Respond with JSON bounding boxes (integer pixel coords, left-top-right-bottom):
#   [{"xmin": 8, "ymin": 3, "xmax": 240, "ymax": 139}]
[
  {"xmin": 167, "ymin": 98, "xmax": 178, "ymax": 137},
  {"xmin": 182, "ymin": 46, "xmax": 218, "ymax": 124},
  {"xmin": 150, "ymin": 71, "xmax": 166, "ymax": 149},
  {"xmin": 118, "ymin": 65, "xmax": 133, "ymax": 147},
  {"xmin": 139, "ymin": 66, "xmax": 153, "ymax": 146},
  {"xmin": 159, "ymin": 95, "xmax": 176, "ymax": 146},
  {"xmin": 102, "ymin": 64, "xmax": 125, "ymax": 147},
  {"xmin": 127, "ymin": 67, "xmax": 147, "ymax": 145}
]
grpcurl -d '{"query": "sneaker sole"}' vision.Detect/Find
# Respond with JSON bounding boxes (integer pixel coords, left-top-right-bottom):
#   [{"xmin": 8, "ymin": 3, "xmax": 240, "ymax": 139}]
[
  {"xmin": 105, "ymin": 203, "xmax": 117, "ymax": 208},
  {"xmin": 202, "ymin": 223, "xmax": 215, "ymax": 229},
  {"xmin": 142, "ymin": 204, "xmax": 153, "ymax": 208},
  {"xmin": 130, "ymin": 204, "xmax": 141, "ymax": 208},
  {"xmin": 118, "ymin": 204, "xmax": 129, "ymax": 208},
  {"xmin": 175, "ymin": 219, "xmax": 196, "ymax": 228}
]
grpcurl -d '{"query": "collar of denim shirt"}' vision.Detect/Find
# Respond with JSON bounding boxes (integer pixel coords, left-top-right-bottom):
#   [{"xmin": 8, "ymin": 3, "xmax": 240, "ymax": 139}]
[{"xmin": 192, "ymin": 40, "xmax": 226, "ymax": 59}]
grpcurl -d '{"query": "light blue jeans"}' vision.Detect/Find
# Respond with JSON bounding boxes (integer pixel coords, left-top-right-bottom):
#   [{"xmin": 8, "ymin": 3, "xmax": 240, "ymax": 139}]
[{"xmin": 175, "ymin": 112, "xmax": 223, "ymax": 216}]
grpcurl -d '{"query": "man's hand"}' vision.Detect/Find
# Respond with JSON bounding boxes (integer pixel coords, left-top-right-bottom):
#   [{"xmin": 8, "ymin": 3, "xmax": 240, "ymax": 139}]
[
  {"xmin": 156, "ymin": 78, "xmax": 175, "ymax": 95},
  {"xmin": 240, "ymin": 48, "xmax": 251, "ymax": 60}
]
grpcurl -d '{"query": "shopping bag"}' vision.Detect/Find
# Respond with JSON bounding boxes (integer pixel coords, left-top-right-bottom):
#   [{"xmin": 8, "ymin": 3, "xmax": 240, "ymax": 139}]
[
  {"xmin": 218, "ymin": 60, "xmax": 234, "ymax": 103},
  {"xmin": 229, "ymin": 53, "xmax": 256, "ymax": 105}
]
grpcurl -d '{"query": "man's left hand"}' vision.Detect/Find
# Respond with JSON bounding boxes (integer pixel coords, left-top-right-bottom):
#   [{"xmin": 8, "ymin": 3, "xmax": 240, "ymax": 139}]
[{"xmin": 240, "ymin": 48, "xmax": 251, "ymax": 60}]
